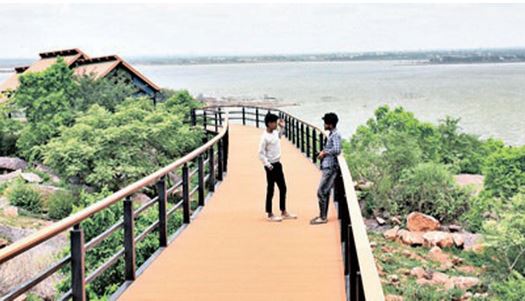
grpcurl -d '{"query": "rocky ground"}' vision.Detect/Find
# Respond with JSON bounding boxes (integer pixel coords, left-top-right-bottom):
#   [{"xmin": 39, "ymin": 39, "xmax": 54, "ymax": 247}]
[{"xmin": 367, "ymin": 212, "xmax": 488, "ymax": 301}]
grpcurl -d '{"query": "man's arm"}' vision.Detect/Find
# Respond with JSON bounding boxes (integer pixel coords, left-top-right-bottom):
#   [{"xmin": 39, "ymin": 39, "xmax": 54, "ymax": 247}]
[
  {"xmin": 258, "ymin": 135, "xmax": 272, "ymax": 168},
  {"xmin": 277, "ymin": 118, "xmax": 286, "ymax": 138}
]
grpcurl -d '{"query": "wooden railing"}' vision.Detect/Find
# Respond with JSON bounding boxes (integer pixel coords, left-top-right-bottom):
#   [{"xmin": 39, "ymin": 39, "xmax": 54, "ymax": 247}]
[
  {"xmin": 197, "ymin": 105, "xmax": 384, "ymax": 301},
  {"xmin": 0, "ymin": 110, "xmax": 229, "ymax": 301}
]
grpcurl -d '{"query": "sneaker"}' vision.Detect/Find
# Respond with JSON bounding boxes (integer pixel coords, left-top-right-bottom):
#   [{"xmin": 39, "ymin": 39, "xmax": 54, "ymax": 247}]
[
  {"xmin": 281, "ymin": 212, "xmax": 298, "ymax": 220},
  {"xmin": 267, "ymin": 215, "xmax": 283, "ymax": 222},
  {"xmin": 310, "ymin": 217, "xmax": 328, "ymax": 225}
]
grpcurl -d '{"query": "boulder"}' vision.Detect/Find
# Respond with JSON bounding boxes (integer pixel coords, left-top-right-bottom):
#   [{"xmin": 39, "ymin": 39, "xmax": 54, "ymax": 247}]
[
  {"xmin": 448, "ymin": 224, "xmax": 462, "ymax": 232},
  {"xmin": 398, "ymin": 229, "xmax": 425, "ymax": 246},
  {"xmin": 3, "ymin": 206, "xmax": 18, "ymax": 217},
  {"xmin": 423, "ymin": 231, "xmax": 454, "ymax": 248},
  {"xmin": 456, "ymin": 265, "xmax": 478, "ymax": 274},
  {"xmin": 430, "ymin": 272, "xmax": 455, "ymax": 290},
  {"xmin": 391, "ymin": 216, "xmax": 402, "ymax": 225},
  {"xmin": 132, "ymin": 192, "xmax": 152, "ymax": 205},
  {"xmin": 428, "ymin": 246, "xmax": 452, "ymax": 266},
  {"xmin": 452, "ymin": 233, "xmax": 465, "ymax": 248},
  {"xmin": 0, "ymin": 238, "xmax": 9, "ymax": 249},
  {"xmin": 0, "ymin": 170, "xmax": 22, "ymax": 182},
  {"xmin": 387, "ymin": 274, "xmax": 400, "ymax": 284},
  {"xmin": 451, "ymin": 276, "xmax": 480, "ymax": 290},
  {"xmin": 34, "ymin": 163, "xmax": 61, "ymax": 183},
  {"xmin": 384, "ymin": 226, "xmax": 399, "ymax": 240},
  {"xmin": 0, "ymin": 157, "xmax": 27, "ymax": 171},
  {"xmin": 407, "ymin": 212, "xmax": 440, "ymax": 232},
  {"xmin": 375, "ymin": 216, "xmax": 386, "ymax": 225},
  {"xmin": 410, "ymin": 267, "xmax": 428, "ymax": 279},
  {"xmin": 21, "ymin": 172, "xmax": 43, "ymax": 184}
]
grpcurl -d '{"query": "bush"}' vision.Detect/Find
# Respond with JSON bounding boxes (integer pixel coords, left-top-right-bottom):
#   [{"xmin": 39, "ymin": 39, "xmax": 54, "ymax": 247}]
[
  {"xmin": 7, "ymin": 182, "xmax": 43, "ymax": 213},
  {"xmin": 483, "ymin": 146, "xmax": 525, "ymax": 199},
  {"xmin": 491, "ymin": 272, "xmax": 525, "ymax": 301},
  {"xmin": 483, "ymin": 193, "xmax": 525, "ymax": 279},
  {"xmin": 47, "ymin": 190, "xmax": 75, "ymax": 219},
  {"xmin": 395, "ymin": 162, "xmax": 470, "ymax": 222}
]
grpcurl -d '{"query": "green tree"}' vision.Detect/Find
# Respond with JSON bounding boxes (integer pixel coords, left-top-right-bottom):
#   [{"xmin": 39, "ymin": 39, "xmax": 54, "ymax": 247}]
[{"xmin": 483, "ymin": 146, "xmax": 525, "ymax": 199}]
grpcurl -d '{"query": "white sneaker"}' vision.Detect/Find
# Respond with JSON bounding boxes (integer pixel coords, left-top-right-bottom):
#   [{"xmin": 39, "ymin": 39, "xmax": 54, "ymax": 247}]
[{"xmin": 267, "ymin": 215, "xmax": 283, "ymax": 222}]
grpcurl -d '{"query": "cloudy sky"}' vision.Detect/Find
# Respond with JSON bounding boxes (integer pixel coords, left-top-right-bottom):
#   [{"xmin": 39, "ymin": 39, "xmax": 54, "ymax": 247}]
[{"xmin": 0, "ymin": 3, "xmax": 524, "ymax": 58}]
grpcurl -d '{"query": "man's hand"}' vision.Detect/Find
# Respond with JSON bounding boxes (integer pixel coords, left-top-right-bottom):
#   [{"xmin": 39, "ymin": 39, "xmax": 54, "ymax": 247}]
[
  {"xmin": 317, "ymin": 150, "xmax": 326, "ymax": 160},
  {"xmin": 278, "ymin": 118, "xmax": 285, "ymax": 128},
  {"xmin": 266, "ymin": 164, "xmax": 274, "ymax": 171}
]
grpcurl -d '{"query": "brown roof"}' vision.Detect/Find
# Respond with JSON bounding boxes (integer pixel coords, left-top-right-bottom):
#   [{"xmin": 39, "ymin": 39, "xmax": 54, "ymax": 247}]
[{"xmin": 0, "ymin": 48, "xmax": 159, "ymax": 97}]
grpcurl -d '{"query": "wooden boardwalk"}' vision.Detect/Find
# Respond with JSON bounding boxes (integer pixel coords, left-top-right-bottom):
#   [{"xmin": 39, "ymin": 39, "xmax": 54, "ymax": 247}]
[{"xmin": 118, "ymin": 125, "xmax": 346, "ymax": 301}]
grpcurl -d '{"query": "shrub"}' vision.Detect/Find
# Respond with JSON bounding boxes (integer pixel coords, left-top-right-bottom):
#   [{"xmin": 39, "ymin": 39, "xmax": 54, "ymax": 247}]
[
  {"xmin": 47, "ymin": 190, "xmax": 75, "ymax": 219},
  {"xmin": 491, "ymin": 272, "xmax": 525, "ymax": 301},
  {"xmin": 395, "ymin": 162, "xmax": 470, "ymax": 222},
  {"xmin": 483, "ymin": 193, "xmax": 525, "ymax": 279},
  {"xmin": 7, "ymin": 182, "xmax": 43, "ymax": 213},
  {"xmin": 483, "ymin": 146, "xmax": 525, "ymax": 199}
]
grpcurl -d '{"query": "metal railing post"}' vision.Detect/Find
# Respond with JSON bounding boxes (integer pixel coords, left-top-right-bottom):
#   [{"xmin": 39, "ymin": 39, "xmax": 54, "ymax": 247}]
[
  {"xmin": 256, "ymin": 108, "xmax": 259, "ymax": 128},
  {"xmin": 306, "ymin": 126, "xmax": 310, "ymax": 158},
  {"xmin": 124, "ymin": 196, "xmax": 136, "ymax": 281},
  {"xmin": 208, "ymin": 146, "xmax": 215, "ymax": 192},
  {"xmin": 224, "ymin": 129, "xmax": 229, "ymax": 172},
  {"xmin": 182, "ymin": 164, "xmax": 190, "ymax": 224},
  {"xmin": 313, "ymin": 130, "xmax": 318, "ymax": 164},
  {"xmin": 214, "ymin": 111, "xmax": 218, "ymax": 132},
  {"xmin": 217, "ymin": 139, "xmax": 224, "ymax": 181},
  {"xmin": 71, "ymin": 224, "xmax": 86, "ymax": 301},
  {"xmin": 300, "ymin": 123, "xmax": 305, "ymax": 152},
  {"xmin": 191, "ymin": 109, "xmax": 196, "ymax": 126},
  {"xmin": 198, "ymin": 155, "xmax": 205, "ymax": 206},
  {"xmin": 156, "ymin": 177, "xmax": 168, "ymax": 247},
  {"xmin": 203, "ymin": 110, "xmax": 207, "ymax": 130},
  {"xmin": 242, "ymin": 107, "xmax": 246, "ymax": 125}
]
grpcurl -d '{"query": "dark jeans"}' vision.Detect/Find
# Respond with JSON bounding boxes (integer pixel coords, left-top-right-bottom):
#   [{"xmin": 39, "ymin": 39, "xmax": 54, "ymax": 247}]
[
  {"xmin": 264, "ymin": 162, "xmax": 287, "ymax": 214},
  {"xmin": 317, "ymin": 166, "xmax": 338, "ymax": 219}
]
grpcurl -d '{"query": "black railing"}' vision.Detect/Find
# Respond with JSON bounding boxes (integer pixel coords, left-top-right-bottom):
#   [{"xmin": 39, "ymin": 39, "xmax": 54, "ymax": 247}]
[
  {"xmin": 0, "ymin": 111, "xmax": 229, "ymax": 301},
  {"xmin": 197, "ymin": 105, "xmax": 384, "ymax": 301}
]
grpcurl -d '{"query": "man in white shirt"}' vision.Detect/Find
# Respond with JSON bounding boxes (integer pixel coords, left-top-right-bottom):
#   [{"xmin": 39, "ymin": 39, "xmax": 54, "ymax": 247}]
[{"xmin": 258, "ymin": 113, "xmax": 297, "ymax": 222}]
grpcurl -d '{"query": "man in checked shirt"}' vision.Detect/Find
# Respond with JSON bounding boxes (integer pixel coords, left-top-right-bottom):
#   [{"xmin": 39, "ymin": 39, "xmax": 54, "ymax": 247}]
[{"xmin": 310, "ymin": 112, "xmax": 342, "ymax": 225}]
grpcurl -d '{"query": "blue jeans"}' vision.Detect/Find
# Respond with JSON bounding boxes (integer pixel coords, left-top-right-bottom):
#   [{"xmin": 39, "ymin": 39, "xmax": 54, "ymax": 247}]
[{"xmin": 317, "ymin": 166, "xmax": 338, "ymax": 219}]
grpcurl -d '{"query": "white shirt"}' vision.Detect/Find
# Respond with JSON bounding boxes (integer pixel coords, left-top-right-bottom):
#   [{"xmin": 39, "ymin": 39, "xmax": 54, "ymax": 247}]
[{"xmin": 258, "ymin": 129, "xmax": 283, "ymax": 167}]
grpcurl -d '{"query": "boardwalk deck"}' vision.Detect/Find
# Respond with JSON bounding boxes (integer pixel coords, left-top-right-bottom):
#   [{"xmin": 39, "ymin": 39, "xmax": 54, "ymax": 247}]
[{"xmin": 118, "ymin": 124, "xmax": 346, "ymax": 301}]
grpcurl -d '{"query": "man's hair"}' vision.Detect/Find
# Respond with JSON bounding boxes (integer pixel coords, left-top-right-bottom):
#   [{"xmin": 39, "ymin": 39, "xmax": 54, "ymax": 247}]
[
  {"xmin": 264, "ymin": 113, "xmax": 279, "ymax": 126},
  {"xmin": 322, "ymin": 112, "xmax": 339, "ymax": 127}
]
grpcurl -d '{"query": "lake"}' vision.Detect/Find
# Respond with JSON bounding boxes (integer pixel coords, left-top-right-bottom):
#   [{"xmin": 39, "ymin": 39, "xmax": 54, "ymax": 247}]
[{"xmin": 2, "ymin": 60, "xmax": 524, "ymax": 145}]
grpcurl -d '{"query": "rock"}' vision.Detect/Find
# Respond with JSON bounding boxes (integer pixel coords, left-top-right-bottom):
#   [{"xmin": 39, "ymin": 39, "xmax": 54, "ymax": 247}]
[
  {"xmin": 0, "ymin": 157, "xmax": 27, "ymax": 171},
  {"xmin": 428, "ymin": 246, "xmax": 452, "ymax": 266},
  {"xmin": 0, "ymin": 169, "xmax": 22, "ymax": 182},
  {"xmin": 391, "ymin": 216, "xmax": 402, "ymax": 225},
  {"xmin": 423, "ymin": 231, "xmax": 454, "ymax": 248},
  {"xmin": 355, "ymin": 180, "xmax": 373, "ymax": 190},
  {"xmin": 33, "ymin": 185, "xmax": 61, "ymax": 199},
  {"xmin": 376, "ymin": 216, "xmax": 386, "ymax": 225},
  {"xmin": 34, "ymin": 163, "xmax": 61, "ymax": 183},
  {"xmin": 132, "ymin": 192, "xmax": 152, "ymax": 205},
  {"xmin": 384, "ymin": 226, "xmax": 399, "ymax": 240},
  {"xmin": 451, "ymin": 276, "xmax": 480, "ymax": 290},
  {"xmin": 448, "ymin": 224, "xmax": 462, "ymax": 232},
  {"xmin": 430, "ymin": 272, "xmax": 455, "ymax": 290},
  {"xmin": 21, "ymin": 172, "xmax": 43, "ymax": 184},
  {"xmin": 397, "ymin": 268, "xmax": 411, "ymax": 276},
  {"xmin": 461, "ymin": 292, "xmax": 473, "ymax": 301},
  {"xmin": 410, "ymin": 267, "xmax": 428, "ymax": 279},
  {"xmin": 370, "ymin": 241, "xmax": 377, "ymax": 249},
  {"xmin": 452, "ymin": 233, "xmax": 465, "ymax": 248},
  {"xmin": 407, "ymin": 212, "xmax": 440, "ymax": 232},
  {"xmin": 388, "ymin": 274, "xmax": 400, "ymax": 284},
  {"xmin": 385, "ymin": 295, "xmax": 404, "ymax": 301},
  {"xmin": 3, "ymin": 206, "xmax": 18, "ymax": 217},
  {"xmin": 398, "ymin": 229, "xmax": 425, "ymax": 246},
  {"xmin": 456, "ymin": 265, "xmax": 478, "ymax": 274},
  {"xmin": 0, "ymin": 238, "xmax": 9, "ymax": 249}
]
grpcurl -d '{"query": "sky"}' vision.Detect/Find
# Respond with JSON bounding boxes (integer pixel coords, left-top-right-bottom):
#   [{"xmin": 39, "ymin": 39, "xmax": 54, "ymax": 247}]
[{"xmin": 0, "ymin": 3, "xmax": 525, "ymax": 58}]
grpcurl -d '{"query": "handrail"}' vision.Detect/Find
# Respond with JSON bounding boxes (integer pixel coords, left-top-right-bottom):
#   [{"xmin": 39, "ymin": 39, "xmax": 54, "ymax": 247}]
[
  {"xmin": 0, "ymin": 110, "xmax": 230, "ymax": 301},
  {"xmin": 0, "ymin": 113, "xmax": 229, "ymax": 265},
  {"xmin": 198, "ymin": 105, "xmax": 384, "ymax": 301}
]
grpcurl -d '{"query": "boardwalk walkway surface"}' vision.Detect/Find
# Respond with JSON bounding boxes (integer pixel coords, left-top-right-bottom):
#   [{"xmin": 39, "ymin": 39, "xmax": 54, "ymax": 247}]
[{"xmin": 118, "ymin": 124, "xmax": 346, "ymax": 301}]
